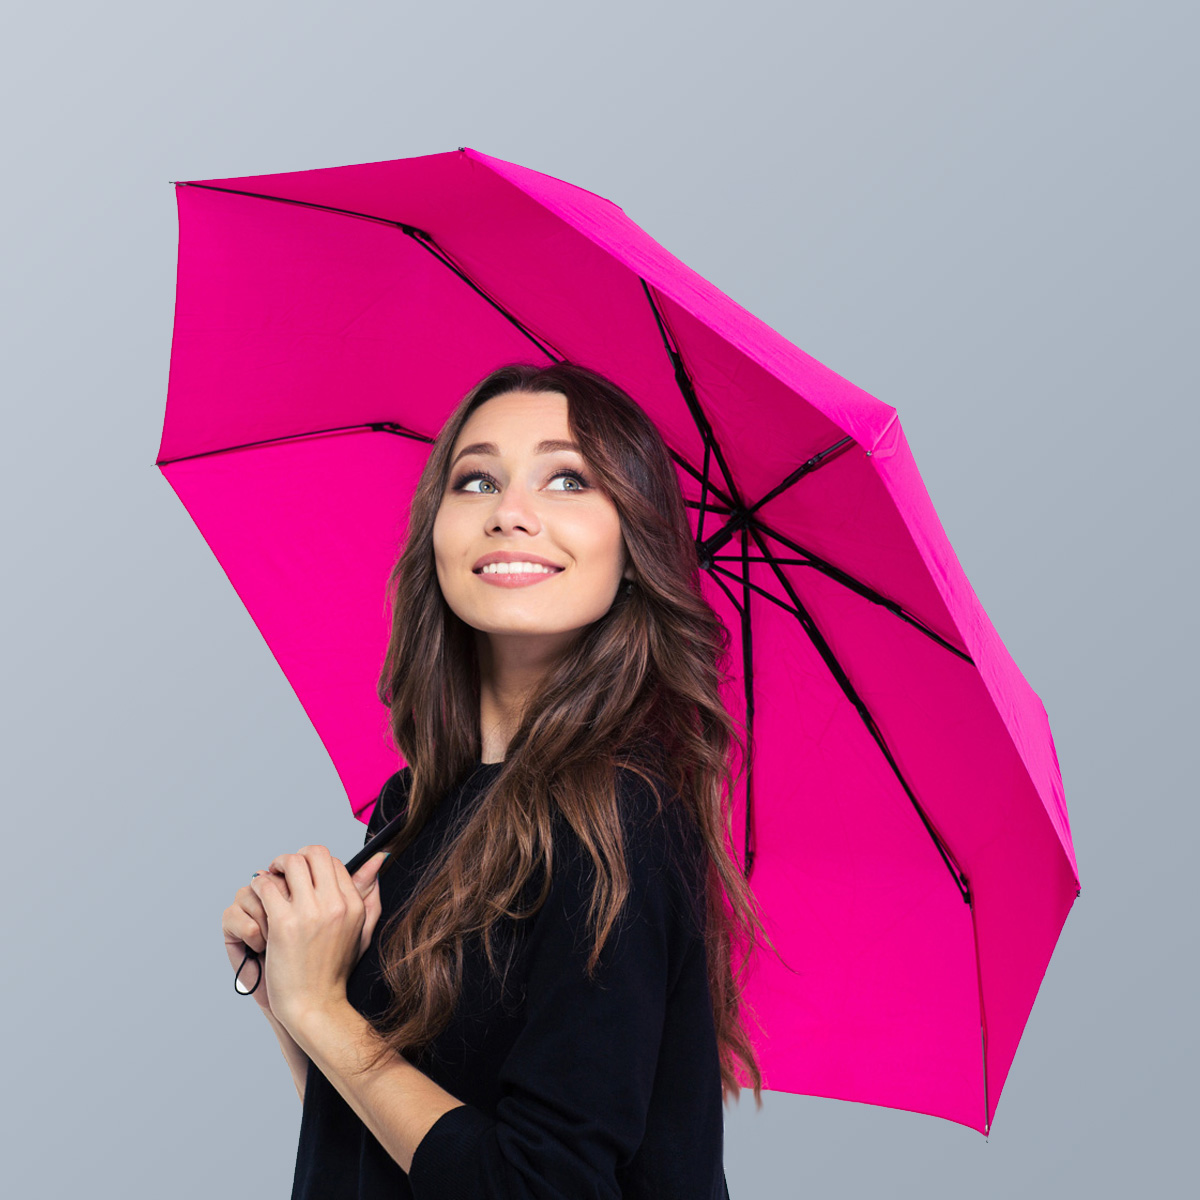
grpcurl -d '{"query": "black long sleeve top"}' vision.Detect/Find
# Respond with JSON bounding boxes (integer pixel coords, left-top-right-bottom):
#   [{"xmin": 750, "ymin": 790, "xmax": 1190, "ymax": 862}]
[{"xmin": 290, "ymin": 759, "xmax": 730, "ymax": 1199}]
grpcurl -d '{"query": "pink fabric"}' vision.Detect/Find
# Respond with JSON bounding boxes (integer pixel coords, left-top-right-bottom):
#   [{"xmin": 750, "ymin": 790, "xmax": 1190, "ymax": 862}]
[{"xmin": 159, "ymin": 147, "xmax": 1078, "ymax": 1134}]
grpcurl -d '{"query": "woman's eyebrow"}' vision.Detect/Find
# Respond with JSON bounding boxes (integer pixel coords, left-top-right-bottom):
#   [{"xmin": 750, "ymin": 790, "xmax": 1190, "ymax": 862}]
[{"xmin": 450, "ymin": 439, "xmax": 581, "ymax": 468}]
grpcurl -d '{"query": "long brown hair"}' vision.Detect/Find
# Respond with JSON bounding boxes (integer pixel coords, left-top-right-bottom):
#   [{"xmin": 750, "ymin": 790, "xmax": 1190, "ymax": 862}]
[{"xmin": 365, "ymin": 361, "xmax": 774, "ymax": 1107}]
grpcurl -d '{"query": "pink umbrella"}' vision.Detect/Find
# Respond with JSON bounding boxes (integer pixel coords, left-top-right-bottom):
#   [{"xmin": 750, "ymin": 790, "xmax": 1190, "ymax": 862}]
[{"xmin": 158, "ymin": 146, "xmax": 1079, "ymax": 1136}]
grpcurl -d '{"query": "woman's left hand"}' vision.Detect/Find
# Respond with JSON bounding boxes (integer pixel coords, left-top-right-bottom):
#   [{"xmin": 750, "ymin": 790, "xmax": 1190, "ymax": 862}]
[{"xmin": 248, "ymin": 846, "xmax": 387, "ymax": 1034}]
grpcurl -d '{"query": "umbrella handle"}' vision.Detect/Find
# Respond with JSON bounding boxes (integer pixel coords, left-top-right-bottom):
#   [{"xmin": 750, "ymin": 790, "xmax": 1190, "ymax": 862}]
[{"xmin": 234, "ymin": 947, "xmax": 262, "ymax": 996}]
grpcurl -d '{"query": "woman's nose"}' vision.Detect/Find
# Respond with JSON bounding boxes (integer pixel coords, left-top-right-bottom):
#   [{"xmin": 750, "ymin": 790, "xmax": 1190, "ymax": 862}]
[{"xmin": 487, "ymin": 485, "xmax": 541, "ymax": 533}]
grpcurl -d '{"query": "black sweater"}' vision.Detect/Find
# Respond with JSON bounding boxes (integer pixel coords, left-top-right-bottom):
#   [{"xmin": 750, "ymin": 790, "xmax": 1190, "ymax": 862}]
[{"xmin": 290, "ymin": 760, "xmax": 730, "ymax": 1199}]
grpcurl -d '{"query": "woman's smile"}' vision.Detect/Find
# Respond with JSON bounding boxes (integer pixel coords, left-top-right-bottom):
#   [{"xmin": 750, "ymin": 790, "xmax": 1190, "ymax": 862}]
[{"xmin": 475, "ymin": 562, "xmax": 565, "ymax": 588}]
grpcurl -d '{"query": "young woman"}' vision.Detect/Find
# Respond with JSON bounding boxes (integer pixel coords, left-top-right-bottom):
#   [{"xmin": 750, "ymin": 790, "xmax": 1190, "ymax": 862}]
[{"xmin": 222, "ymin": 362, "xmax": 770, "ymax": 1198}]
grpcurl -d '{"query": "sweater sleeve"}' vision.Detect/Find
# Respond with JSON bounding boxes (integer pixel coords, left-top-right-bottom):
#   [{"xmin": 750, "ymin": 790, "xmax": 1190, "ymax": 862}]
[{"xmin": 407, "ymin": 773, "xmax": 685, "ymax": 1200}]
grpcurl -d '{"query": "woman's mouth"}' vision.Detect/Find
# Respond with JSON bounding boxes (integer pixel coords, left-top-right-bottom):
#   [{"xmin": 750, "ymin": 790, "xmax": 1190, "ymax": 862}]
[{"xmin": 473, "ymin": 564, "xmax": 564, "ymax": 589}]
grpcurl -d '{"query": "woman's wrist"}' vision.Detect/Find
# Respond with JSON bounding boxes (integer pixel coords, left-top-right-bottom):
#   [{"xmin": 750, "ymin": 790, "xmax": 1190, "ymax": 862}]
[{"xmin": 260, "ymin": 1005, "xmax": 312, "ymax": 1102}]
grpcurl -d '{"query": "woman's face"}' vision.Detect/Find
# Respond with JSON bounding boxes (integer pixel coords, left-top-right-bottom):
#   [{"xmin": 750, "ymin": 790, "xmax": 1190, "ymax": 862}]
[{"xmin": 432, "ymin": 390, "xmax": 632, "ymax": 651}]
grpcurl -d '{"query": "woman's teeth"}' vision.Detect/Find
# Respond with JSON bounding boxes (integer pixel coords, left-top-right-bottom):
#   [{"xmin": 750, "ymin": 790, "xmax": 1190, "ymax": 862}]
[{"xmin": 479, "ymin": 562, "xmax": 558, "ymax": 575}]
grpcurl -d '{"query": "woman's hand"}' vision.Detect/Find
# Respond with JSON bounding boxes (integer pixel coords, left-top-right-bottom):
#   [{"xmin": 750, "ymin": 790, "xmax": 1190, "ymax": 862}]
[
  {"xmin": 246, "ymin": 846, "xmax": 388, "ymax": 1034},
  {"xmin": 223, "ymin": 869, "xmax": 290, "ymax": 1017}
]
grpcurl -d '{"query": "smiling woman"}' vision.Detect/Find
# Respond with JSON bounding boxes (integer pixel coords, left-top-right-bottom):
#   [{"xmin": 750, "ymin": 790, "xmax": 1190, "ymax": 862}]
[{"xmin": 280, "ymin": 361, "xmax": 768, "ymax": 1200}]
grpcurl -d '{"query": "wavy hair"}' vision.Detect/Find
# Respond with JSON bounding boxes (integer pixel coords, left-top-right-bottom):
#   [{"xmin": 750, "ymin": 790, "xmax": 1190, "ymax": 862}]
[{"xmin": 362, "ymin": 361, "xmax": 775, "ymax": 1107}]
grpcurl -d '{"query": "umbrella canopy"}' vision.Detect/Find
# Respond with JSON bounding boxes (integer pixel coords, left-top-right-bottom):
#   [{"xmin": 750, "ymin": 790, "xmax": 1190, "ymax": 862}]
[{"xmin": 158, "ymin": 146, "xmax": 1079, "ymax": 1135}]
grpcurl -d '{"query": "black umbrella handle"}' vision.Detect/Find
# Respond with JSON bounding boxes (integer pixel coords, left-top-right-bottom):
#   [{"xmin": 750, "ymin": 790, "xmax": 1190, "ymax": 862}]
[
  {"xmin": 234, "ymin": 947, "xmax": 263, "ymax": 995},
  {"xmin": 233, "ymin": 817, "xmax": 403, "ymax": 997}
]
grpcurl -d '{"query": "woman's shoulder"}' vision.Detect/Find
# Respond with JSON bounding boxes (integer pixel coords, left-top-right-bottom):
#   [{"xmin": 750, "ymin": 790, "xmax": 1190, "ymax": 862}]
[
  {"xmin": 364, "ymin": 766, "xmax": 414, "ymax": 842},
  {"xmin": 613, "ymin": 764, "xmax": 701, "ymax": 854},
  {"xmin": 611, "ymin": 765, "xmax": 708, "ymax": 936}
]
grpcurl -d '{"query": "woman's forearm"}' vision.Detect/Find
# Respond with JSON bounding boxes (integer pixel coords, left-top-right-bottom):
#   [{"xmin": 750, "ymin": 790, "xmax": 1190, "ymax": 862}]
[
  {"xmin": 262, "ymin": 1007, "xmax": 311, "ymax": 1102},
  {"xmin": 286, "ymin": 999, "xmax": 465, "ymax": 1175}
]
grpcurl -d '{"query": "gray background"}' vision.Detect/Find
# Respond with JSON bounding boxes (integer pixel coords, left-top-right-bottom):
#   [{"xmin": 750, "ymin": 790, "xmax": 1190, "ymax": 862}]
[{"xmin": 3, "ymin": 0, "xmax": 1193, "ymax": 1195}]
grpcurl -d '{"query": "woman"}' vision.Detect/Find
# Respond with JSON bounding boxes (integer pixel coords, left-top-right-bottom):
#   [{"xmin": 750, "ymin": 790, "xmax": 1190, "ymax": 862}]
[{"xmin": 222, "ymin": 362, "xmax": 772, "ymax": 1198}]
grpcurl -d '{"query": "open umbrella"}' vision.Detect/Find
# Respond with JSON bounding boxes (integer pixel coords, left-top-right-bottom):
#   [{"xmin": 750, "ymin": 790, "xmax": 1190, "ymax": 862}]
[{"xmin": 159, "ymin": 146, "xmax": 1079, "ymax": 1135}]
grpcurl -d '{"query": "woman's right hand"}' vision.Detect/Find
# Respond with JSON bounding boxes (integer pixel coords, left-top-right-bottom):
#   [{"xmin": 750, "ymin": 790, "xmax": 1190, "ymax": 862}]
[{"xmin": 223, "ymin": 868, "xmax": 289, "ymax": 1016}]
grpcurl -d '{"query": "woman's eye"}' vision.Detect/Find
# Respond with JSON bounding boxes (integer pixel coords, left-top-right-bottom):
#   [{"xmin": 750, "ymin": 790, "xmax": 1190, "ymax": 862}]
[
  {"xmin": 452, "ymin": 471, "xmax": 496, "ymax": 493},
  {"xmin": 547, "ymin": 469, "xmax": 588, "ymax": 491}
]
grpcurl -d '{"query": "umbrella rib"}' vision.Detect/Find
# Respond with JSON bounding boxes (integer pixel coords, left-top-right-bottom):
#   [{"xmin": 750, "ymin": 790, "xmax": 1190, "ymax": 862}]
[
  {"xmin": 748, "ymin": 436, "xmax": 859, "ymax": 513},
  {"xmin": 970, "ymin": 894, "xmax": 993, "ymax": 1135},
  {"xmin": 711, "ymin": 549, "xmax": 972, "ymax": 663},
  {"xmin": 706, "ymin": 566, "xmax": 746, "ymax": 619},
  {"xmin": 640, "ymin": 280, "xmax": 746, "ymax": 522},
  {"xmin": 708, "ymin": 562, "xmax": 801, "ymax": 620},
  {"xmin": 400, "ymin": 227, "xmax": 566, "ymax": 363},
  {"xmin": 155, "ymin": 419, "xmax": 437, "ymax": 467},
  {"xmin": 748, "ymin": 526, "xmax": 971, "ymax": 904},
  {"xmin": 670, "ymin": 449, "xmax": 737, "ymax": 511},
  {"xmin": 173, "ymin": 181, "xmax": 565, "ymax": 363},
  {"xmin": 683, "ymin": 498, "xmax": 735, "ymax": 516},
  {"xmin": 759, "ymin": 521, "xmax": 972, "ymax": 661},
  {"xmin": 698, "ymin": 428, "xmax": 715, "ymax": 545},
  {"xmin": 738, "ymin": 526, "xmax": 758, "ymax": 881},
  {"xmin": 702, "ymin": 563, "xmax": 754, "ymax": 880}
]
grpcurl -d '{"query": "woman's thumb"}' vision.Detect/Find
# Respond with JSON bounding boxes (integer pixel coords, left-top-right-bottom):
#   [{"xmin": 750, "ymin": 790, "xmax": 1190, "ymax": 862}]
[{"xmin": 354, "ymin": 851, "xmax": 388, "ymax": 894}]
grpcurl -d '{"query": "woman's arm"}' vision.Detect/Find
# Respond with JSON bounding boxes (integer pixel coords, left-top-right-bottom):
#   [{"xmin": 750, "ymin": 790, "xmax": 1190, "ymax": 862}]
[
  {"xmin": 286, "ymin": 769, "xmax": 687, "ymax": 1198},
  {"xmin": 287, "ymin": 1002, "xmax": 465, "ymax": 1173},
  {"xmin": 261, "ymin": 1005, "xmax": 311, "ymax": 1102}
]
